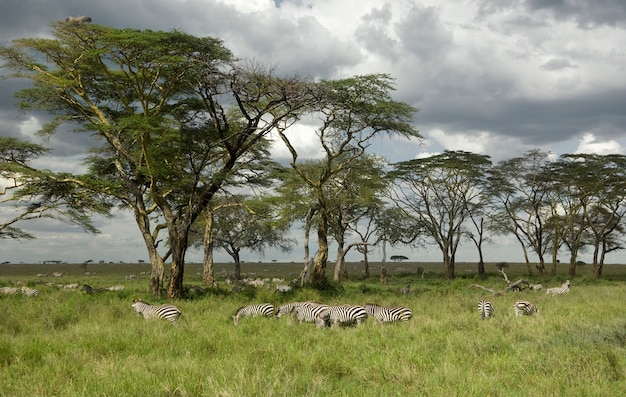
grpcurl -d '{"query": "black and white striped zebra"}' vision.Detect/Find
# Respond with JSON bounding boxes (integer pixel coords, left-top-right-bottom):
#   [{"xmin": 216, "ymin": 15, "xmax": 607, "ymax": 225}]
[
  {"xmin": 232, "ymin": 303, "xmax": 274, "ymax": 325},
  {"xmin": 364, "ymin": 303, "xmax": 412, "ymax": 324},
  {"xmin": 315, "ymin": 305, "xmax": 368, "ymax": 328},
  {"xmin": 276, "ymin": 302, "xmax": 306, "ymax": 318},
  {"xmin": 546, "ymin": 280, "xmax": 570, "ymax": 295},
  {"xmin": 477, "ymin": 300, "xmax": 493, "ymax": 320},
  {"xmin": 132, "ymin": 299, "xmax": 181, "ymax": 322},
  {"xmin": 294, "ymin": 302, "xmax": 330, "ymax": 323},
  {"xmin": 514, "ymin": 300, "xmax": 538, "ymax": 317},
  {"xmin": 21, "ymin": 287, "xmax": 39, "ymax": 297}
]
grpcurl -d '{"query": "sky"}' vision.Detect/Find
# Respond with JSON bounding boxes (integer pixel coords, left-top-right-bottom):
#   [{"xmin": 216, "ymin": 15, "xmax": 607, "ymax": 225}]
[{"xmin": 1, "ymin": 0, "xmax": 626, "ymax": 265}]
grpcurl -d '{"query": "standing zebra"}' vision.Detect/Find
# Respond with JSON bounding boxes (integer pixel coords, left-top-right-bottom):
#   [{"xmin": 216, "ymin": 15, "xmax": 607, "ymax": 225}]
[
  {"xmin": 364, "ymin": 303, "xmax": 412, "ymax": 324},
  {"xmin": 514, "ymin": 300, "xmax": 538, "ymax": 317},
  {"xmin": 294, "ymin": 302, "xmax": 330, "ymax": 323},
  {"xmin": 232, "ymin": 303, "xmax": 274, "ymax": 325},
  {"xmin": 315, "ymin": 305, "xmax": 368, "ymax": 328},
  {"xmin": 132, "ymin": 299, "xmax": 181, "ymax": 322},
  {"xmin": 477, "ymin": 300, "xmax": 493, "ymax": 320},
  {"xmin": 546, "ymin": 280, "xmax": 570, "ymax": 295}
]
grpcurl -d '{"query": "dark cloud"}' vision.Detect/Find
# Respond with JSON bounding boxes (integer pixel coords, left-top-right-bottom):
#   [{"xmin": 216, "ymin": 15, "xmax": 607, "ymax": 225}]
[{"xmin": 526, "ymin": 0, "xmax": 626, "ymax": 28}]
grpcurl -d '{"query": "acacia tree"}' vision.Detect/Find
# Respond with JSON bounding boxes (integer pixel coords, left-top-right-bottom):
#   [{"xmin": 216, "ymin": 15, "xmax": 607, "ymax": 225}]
[
  {"xmin": 326, "ymin": 154, "xmax": 388, "ymax": 282},
  {"xmin": 0, "ymin": 137, "xmax": 111, "ymax": 240},
  {"xmin": 1, "ymin": 22, "xmax": 314, "ymax": 297},
  {"xmin": 489, "ymin": 149, "xmax": 554, "ymax": 275},
  {"xmin": 551, "ymin": 154, "xmax": 626, "ymax": 277},
  {"xmin": 275, "ymin": 74, "xmax": 419, "ymax": 286},
  {"xmin": 390, "ymin": 150, "xmax": 492, "ymax": 279},
  {"xmin": 191, "ymin": 194, "xmax": 294, "ymax": 281}
]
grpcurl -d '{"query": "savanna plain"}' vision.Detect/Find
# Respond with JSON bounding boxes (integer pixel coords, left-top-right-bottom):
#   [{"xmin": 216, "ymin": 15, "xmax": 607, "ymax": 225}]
[{"xmin": 1, "ymin": 261, "xmax": 625, "ymax": 396}]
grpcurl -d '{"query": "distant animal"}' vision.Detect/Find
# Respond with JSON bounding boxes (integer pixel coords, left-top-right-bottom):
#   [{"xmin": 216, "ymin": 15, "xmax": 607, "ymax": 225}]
[
  {"xmin": 21, "ymin": 287, "xmax": 39, "ymax": 297},
  {"xmin": 232, "ymin": 303, "xmax": 274, "ymax": 326},
  {"xmin": 0, "ymin": 286, "xmax": 20, "ymax": 295},
  {"xmin": 132, "ymin": 299, "xmax": 181, "ymax": 323},
  {"xmin": 514, "ymin": 300, "xmax": 538, "ymax": 317},
  {"xmin": 546, "ymin": 280, "xmax": 570, "ymax": 295},
  {"xmin": 315, "ymin": 305, "xmax": 368, "ymax": 329},
  {"xmin": 477, "ymin": 300, "xmax": 493, "ymax": 320},
  {"xmin": 364, "ymin": 303, "xmax": 413, "ymax": 324},
  {"xmin": 528, "ymin": 283, "xmax": 543, "ymax": 291},
  {"xmin": 65, "ymin": 15, "xmax": 92, "ymax": 24},
  {"xmin": 400, "ymin": 285, "xmax": 411, "ymax": 295}
]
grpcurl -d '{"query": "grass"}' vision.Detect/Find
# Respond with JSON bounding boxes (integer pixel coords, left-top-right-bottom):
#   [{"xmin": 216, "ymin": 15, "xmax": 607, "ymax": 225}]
[{"xmin": 0, "ymin": 261, "xmax": 625, "ymax": 396}]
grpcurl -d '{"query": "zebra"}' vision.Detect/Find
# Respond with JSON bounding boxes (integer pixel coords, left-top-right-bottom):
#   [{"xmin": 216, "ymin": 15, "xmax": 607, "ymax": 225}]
[
  {"xmin": 528, "ymin": 283, "xmax": 543, "ymax": 291},
  {"xmin": 0, "ymin": 286, "xmax": 20, "ymax": 295},
  {"xmin": 21, "ymin": 287, "xmax": 39, "ymax": 297},
  {"xmin": 514, "ymin": 300, "xmax": 538, "ymax": 317},
  {"xmin": 477, "ymin": 300, "xmax": 493, "ymax": 320},
  {"xmin": 294, "ymin": 302, "xmax": 330, "ymax": 323},
  {"xmin": 315, "ymin": 305, "xmax": 368, "ymax": 328},
  {"xmin": 232, "ymin": 303, "xmax": 274, "ymax": 325},
  {"xmin": 364, "ymin": 303, "xmax": 412, "ymax": 324},
  {"xmin": 276, "ymin": 302, "xmax": 306, "ymax": 318},
  {"xmin": 132, "ymin": 299, "xmax": 181, "ymax": 322},
  {"xmin": 546, "ymin": 280, "xmax": 570, "ymax": 295}
]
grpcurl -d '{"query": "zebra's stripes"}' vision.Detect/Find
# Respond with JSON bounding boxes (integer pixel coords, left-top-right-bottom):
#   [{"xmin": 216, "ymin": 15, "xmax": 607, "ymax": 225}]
[
  {"xmin": 546, "ymin": 280, "xmax": 570, "ymax": 295},
  {"xmin": 364, "ymin": 303, "xmax": 412, "ymax": 324},
  {"xmin": 276, "ymin": 302, "xmax": 306, "ymax": 318},
  {"xmin": 315, "ymin": 305, "xmax": 368, "ymax": 328},
  {"xmin": 295, "ymin": 302, "xmax": 330, "ymax": 323},
  {"xmin": 132, "ymin": 299, "xmax": 181, "ymax": 322},
  {"xmin": 21, "ymin": 287, "xmax": 39, "ymax": 297},
  {"xmin": 514, "ymin": 300, "xmax": 538, "ymax": 317},
  {"xmin": 0, "ymin": 286, "xmax": 20, "ymax": 295},
  {"xmin": 477, "ymin": 300, "xmax": 493, "ymax": 320},
  {"xmin": 232, "ymin": 303, "xmax": 274, "ymax": 325}
]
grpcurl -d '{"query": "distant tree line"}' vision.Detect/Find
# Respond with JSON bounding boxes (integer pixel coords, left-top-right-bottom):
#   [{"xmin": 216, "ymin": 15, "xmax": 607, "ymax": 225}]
[{"xmin": 2, "ymin": 22, "xmax": 624, "ymax": 297}]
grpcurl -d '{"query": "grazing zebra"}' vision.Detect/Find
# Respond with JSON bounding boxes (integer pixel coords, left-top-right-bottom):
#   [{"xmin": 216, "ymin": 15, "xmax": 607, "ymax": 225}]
[
  {"xmin": 364, "ymin": 303, "xmax": 413, "ymax": 324},
  {"xmin": 21, "ymin": 287, "xmax": 39, "ymax": 297},
  {"xmin": 294, "ymin": 302, "xmax": 330, "ymax": 323},
  {"xmin": 276, "ymin": 302, "xmax": 306, "ymax": 318},
  {"xmin": 315, "ymin": 305, "xmax": 368, "ymax": 328},
  {"xmin": 232, "ymin": 303, "xmax": 274, "ymax": 325},
  {"xmin": 477, "ymin": 300, "xmax": 494, "ymax": 320},
  {"xmin": 0, "ymin": 286, "xmax": 20, "ymax": 295},
  {"xmin": 546, "ymin": 280, "xmax": 570, "ymax": 295},
  {"xmin": 514, "ymin": 300, "xmax": 538, "ymax": 317},
  {"xmin": 132, "ymin": 299, "xmax": 181, "ymax": 322}
]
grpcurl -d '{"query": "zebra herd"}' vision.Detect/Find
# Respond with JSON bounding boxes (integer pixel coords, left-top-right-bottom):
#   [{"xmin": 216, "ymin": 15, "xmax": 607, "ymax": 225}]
[
  {"xmin": 232, "ymin": 301, "xmax": 413, "ymax": 328},
  {"xmin": 0, "ymin": 286, "xmax": 39, "ymax": 297},
  {"xmin": 478, "ymin": 279, "xmax": 571, "ymax": 320},
  {"xmin": 129, "ymin": 278, "xmax": 571, "ymax": 325}
]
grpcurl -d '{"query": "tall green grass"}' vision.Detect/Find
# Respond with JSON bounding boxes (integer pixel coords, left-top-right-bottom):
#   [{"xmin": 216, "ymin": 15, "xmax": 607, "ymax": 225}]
[{"xmin": 0, "ymin": 263, "xmax": 625, "ymax": 396}]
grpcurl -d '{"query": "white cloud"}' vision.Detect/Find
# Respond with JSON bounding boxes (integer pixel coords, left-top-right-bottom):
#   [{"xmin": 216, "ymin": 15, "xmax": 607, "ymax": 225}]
[{"xmin": 574, "ymin": 132, "xmax": 624, "ymax": 155}]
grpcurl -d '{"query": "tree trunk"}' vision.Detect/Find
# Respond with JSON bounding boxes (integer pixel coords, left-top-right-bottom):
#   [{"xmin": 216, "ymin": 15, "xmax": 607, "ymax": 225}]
[
  {"xmin": 135, "ymin": 213, "xmax": 165, "ymax": 296},
  {"xmin": 202, "ymin": 211, "xmax": 216, "ymax": 287},
  {"xmin": 443, "ymin": 251, "xmax": 455, "ymax": 279},
  {"xmin": 167, "ymin": 232, "xmax": 189, "ymax": 299},
  {"xmin": 379, "ymin": 239, "xmax": 387, "ymax": 284},
  {"xmin": 299, "ymin": 208, "xmax": 315, "ymax": 286},
  {"xmin": 568, "ymin": 257, "xmax": 577, "ymax": 277},
  {"xmin": 233, "ymin": 249, "xmax": 242, "ymax": 281},
  {"xmin": 333, "ymin": 242, "xmax": 343, "ymax": 282},
  {"xmin": 312, "ymin": 220, "xmax": 329, "ymax": 286},
  {"xmin": 363, "ymin": 249, "xmax": 370, "ymax": 279}
]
